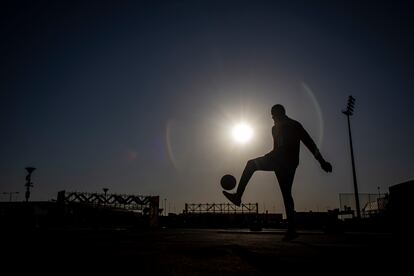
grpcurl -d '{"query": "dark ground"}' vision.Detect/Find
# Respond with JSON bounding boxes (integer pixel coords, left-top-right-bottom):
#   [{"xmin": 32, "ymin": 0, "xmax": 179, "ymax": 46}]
[{"xmin": 2, "ymin": 227, "xmax": 410, "ymax": 274}]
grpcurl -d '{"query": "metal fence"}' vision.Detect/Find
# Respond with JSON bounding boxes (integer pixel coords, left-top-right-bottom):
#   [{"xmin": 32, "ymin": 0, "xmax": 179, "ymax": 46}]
[{"xmin": 339, "ymin": 193, "xmax": 388, "ymax": 218}]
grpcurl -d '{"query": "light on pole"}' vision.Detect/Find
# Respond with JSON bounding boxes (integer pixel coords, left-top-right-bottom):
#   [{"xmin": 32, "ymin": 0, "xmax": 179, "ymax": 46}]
[{"xmin": 342, "ymin": 96, "xmax": 361, "ymax": 219}]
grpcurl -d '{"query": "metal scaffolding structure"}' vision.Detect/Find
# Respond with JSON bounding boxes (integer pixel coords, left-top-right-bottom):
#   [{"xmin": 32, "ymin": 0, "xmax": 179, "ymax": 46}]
[
  {"xmin": 57, "ymin": 191, "xmax": 160, "ymax": 227},
  {"xmin": 58, "ymin": 191, "xmax": 158, "ymax": 212},
  {"xmin": 184, "ymin": 203, "xmax": 258, "ymax": 214}
]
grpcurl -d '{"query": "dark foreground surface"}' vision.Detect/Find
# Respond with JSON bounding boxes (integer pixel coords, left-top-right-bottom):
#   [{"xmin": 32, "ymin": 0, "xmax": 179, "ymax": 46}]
[{"xmin": 2, "ymin": 227, "xmax": 410, "ymax": 274}]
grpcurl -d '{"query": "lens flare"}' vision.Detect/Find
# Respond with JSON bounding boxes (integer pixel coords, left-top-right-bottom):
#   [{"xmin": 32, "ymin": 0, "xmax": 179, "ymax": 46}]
[{"xmin": 302, "ymin": 82, "xmax": 324, "ymax": 147}]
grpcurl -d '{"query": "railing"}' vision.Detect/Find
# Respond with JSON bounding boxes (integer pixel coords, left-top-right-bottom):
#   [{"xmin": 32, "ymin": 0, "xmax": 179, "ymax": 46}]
[{"xmin": 184, "ymin": 203, "xmax": 258, "ymax": 214}]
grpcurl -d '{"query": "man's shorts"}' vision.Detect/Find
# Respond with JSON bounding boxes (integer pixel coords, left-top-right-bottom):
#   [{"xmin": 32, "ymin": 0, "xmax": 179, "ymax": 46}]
[
  {"xmin": 252, "ymin": 152, "xmax": 297, "ymax": 172},
  {"xmin": 252, "ymin": 153, "xmax": 297, "ymax": 187}
]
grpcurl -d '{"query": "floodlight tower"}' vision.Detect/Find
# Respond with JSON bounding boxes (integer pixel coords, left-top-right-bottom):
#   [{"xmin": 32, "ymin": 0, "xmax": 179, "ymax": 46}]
[
  {"xmin": 342, "ymin": 96, "xmax": 361, "ymax": 219},
  {"xmin": 25, "ymin": 167, "xmax": 36, "ymax": 202}
]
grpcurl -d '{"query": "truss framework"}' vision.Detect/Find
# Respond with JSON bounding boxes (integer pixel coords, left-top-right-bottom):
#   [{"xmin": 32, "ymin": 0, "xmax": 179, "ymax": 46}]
[
  {"xmin": 59, "ymin": 191, "xmax": 158, "ymax": 211},
  {"xmin": 184, "ymin": 203, "xmax": 258, "ymax": 214}
]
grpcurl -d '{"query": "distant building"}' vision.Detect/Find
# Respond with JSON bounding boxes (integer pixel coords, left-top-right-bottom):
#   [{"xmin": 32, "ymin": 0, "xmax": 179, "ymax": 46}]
[{"xmin": 388, "ymin": 180, "xmax": 414, "ymax": 230}]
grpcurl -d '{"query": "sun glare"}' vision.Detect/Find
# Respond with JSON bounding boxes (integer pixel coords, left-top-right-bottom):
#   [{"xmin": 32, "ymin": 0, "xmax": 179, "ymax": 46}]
[{"xmin": 232, "ymin": 123, "xmax": 253, "ymax": 144}]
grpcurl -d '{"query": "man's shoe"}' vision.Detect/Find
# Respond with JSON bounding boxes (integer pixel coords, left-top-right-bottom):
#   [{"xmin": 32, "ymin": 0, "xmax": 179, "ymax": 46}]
[
  {"xmin": 282, "ymin": 231, "xmax": 299, "ymax": 241},
  {"xmin": 222, "ymin": 191, "xmax": 241, "ymax": 207}
]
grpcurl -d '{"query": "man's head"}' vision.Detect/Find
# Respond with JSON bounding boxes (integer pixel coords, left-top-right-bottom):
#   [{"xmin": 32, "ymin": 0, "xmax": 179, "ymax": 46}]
[{"xmin": 271, "ymin": 104, "xmax": 286, "ymax": 121}]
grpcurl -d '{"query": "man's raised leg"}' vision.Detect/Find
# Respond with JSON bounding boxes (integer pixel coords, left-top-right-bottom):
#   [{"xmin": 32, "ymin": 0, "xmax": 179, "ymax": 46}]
[{"xmin": 223, "ymin": 157, "xmax": 273, "ymax": 206}]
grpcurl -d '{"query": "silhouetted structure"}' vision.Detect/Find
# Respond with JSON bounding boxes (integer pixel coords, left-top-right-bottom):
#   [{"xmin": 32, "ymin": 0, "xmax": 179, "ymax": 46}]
[
  {"xmin": 0, "ymin": 190, "xmax": 160, "ymax": 229},
  {"xmin": 339, "ymin": 193, "xmax": 388, "ymax": 219},
  {"xmin": 295, "ymin": 210, "xmax": 341, "ymax": 232},
  {"xmin": 388, "ymin": 180, "xmax": 414, "ymax": 231},
  {"xmin": 177, "ymin": 203, "xmax": 275, "ymax": 229},
  {"xmin": 184, "ymin": 203, "xmax": 258, "ymax": 214},
  {"xmin": 58, "ymin": 190, "xmax": 156, "ymax": 210},
  {"xmin": 103, "ymin": 188, "xmax": 109, "ymax": 207},
  {"xmin": 57, "ymin": 190, "xmax": 159, "ymax": 227},
  {"xmin": 342, "ymin": 96, "xmax": 361, "ymax": 218},
  {"xmin": 2, "ymin": 191, "xmax": 19, "ymax": 202},
  {"xmin": 24, "ymin": 167, "xmax": 36, "ymax": 202}
]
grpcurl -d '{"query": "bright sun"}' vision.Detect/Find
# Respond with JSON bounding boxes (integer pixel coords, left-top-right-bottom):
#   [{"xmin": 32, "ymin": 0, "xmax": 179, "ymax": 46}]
[{"xmin": 232, "ymin": 123, "xmax": 253, "ymax": 144}]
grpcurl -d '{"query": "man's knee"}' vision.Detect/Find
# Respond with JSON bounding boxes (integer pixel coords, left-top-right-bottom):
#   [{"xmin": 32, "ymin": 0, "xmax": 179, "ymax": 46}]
[{"xmin": 246, "ymin": 159, "xmax": 257, "ymax": 171}]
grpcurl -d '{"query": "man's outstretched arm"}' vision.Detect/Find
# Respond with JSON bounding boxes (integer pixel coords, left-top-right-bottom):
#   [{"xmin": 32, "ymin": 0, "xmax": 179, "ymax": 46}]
[{"xmin": 299, "ymin": 124, "xmax": 332, "ymax": 172}]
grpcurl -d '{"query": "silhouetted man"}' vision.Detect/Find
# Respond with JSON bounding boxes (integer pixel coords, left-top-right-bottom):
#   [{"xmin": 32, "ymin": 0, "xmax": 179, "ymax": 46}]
[{"xmin": 223, "ymin": 104, "xmax": 332, "ymax": 240}]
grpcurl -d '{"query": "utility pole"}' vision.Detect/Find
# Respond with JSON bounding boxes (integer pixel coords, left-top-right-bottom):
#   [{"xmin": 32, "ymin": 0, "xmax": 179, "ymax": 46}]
[
  {"xmin": 342, "ymin": 96, "xmax": 361, "ymax": 219},
  {"xmin": 25, "ymin": 167, "xmax": 36, "ymax": 202}
]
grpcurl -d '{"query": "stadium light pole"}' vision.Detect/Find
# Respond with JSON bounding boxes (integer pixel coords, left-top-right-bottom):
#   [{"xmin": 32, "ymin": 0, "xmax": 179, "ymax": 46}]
[{"xmin": 342, "ymin": 96, "xmax": 361, "ymax": 219}]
